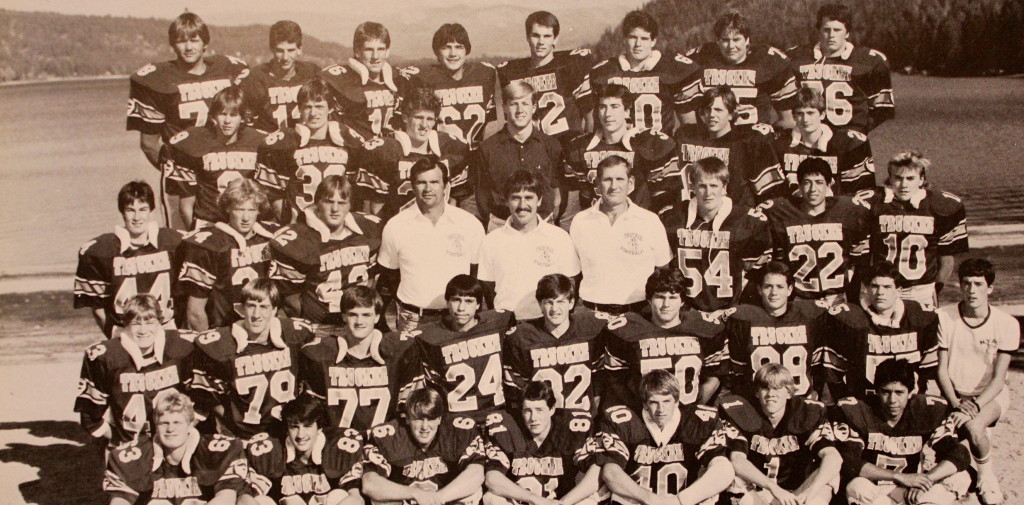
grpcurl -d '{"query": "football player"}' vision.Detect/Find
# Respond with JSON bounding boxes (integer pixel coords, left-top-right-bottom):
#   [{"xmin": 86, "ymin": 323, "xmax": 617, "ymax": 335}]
[
  {"xmin": 269, "ymin": 175, "xmax": 381, "ymax": 325},
  {"xmin": 243, "ymin": 21, "xmax": 320, "ymax": 133},
  {"xmin": 178, "ymin": 179, "xmax": 278, "ymax": 330},
  {"xmin": 660, "ymin": 156, "xmax": 772, "ymax": 313},
  {"xmin": 832, "ymin": 359, "xmax": 972, "ymax": 505},
  {"xmin": 75, "ymin": 295, "xmax": 196, "ymax": 445},
  {"xmin": 243, "ymin": 395, "xmax": 364, "ymax": 505},
  {"xmin": 482, "ymin": 381, "xmax": 601, "ymax": 505},
  {"xmin": 103, "ymin": 390, "xmax": 248, "ymax": 505},
  {"xmin": 75, "ymin": 181, "xmax": 184, "ymax": 337},
  {"xmin": 190, "ymin": 279, "xmax": 314, "ymax": 440},
  {"xmin": 361, "ymin": 387, "xmax": 487, "ymax": 505},
  {"xmin": 596, "ymin": 369, "xmax": 733, "ymax": 505},
  {"xmin": 868, "ymin": 151, "xmax": 968, "ymax": 309},
  {"xmin": 789, "ymin": 2, "xmax": 894, "ymax": 133},
  {"xmin": 719, "ymin": 364, "xmax": 841, "ymax": 505}
]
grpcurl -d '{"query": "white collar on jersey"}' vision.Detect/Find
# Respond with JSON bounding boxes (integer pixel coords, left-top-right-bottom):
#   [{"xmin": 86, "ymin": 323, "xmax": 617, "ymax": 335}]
[
  {"xmin": 152, "ymin": 428, "xmax": 202, "ymax": 473},
  {"xmin": 790, "ymin": 123, "xmax": 834, "ymax": 152},
  {"xmin": 813, "ymin": 42, "xmax": 855, "ymax": 61},
  {"xmin": 588, "ymin": 128, "xmax": 640, "ymax": 152},
  {"xmin": 296, "ymin": 121, "xmax": 348, "ymax": 148},
  {"xmin": 115, "ymin": 325, "xmax": 168, "ymax": 369},
  {"xmin": 232, "ymin": 317, "xmax": 286, "ymax": 353},
  {"xmin": 394, "ymin": 129, "xmax": 442, "ymax": 157},
  {"xmin": 861, "ymin": 297, "xmax": 906, "ymax": 329},
  {"xmin": 114, "ymin": 221, "xmax": 161, "ymax": 253},
  {"xmin": 285, "ymin": 429, "xmax": 328, "ymax": 464},
  {"xmin": 685, "ymin": 195, "xmax": 733, "ymax": 231},
  {"xmin": 882, "ymin": 186, "xmax": 927, "ymax": 209},
  {"xmin": 618, "ymin": 50, "xmax": 662, "ymax": 71},
  {"xmin": 347, "ymin": 58, "xmax": 398, "ymax": 92},
  {"xmin": 303, "ymin": 207, "xmax": 363, "ymax": 243},
  {"xmin": 214, "ymin": 221, "xmax": 275, "ymax": 250},
  {"xmin": 334, "ymin": 329, "xmax": 386, "ymax": 364},
  {"xmin": 642, "ymin": 405, "xmax": 682, "ymax": 447}
]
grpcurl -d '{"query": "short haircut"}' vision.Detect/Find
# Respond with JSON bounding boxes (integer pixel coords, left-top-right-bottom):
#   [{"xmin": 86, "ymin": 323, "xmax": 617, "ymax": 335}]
[
  {"xmin": 522, "ymin": 380, "xmax": 557, "ymax": 408},
  {"xmin": 502, "ymin": 80, "xmax": 536, "ymax": 105},
  {"xmin": 595, "ymin": 154, "xmax": 634, "ymax": 181},
  {"xmin": 817, "ymin": 2, "xmax": 853, "ymax": 31},
  {"xmin": 208, "ymin": 86, "xmax": 250, "ymax": 123},
  {"xmin": 596, "ymin": 83, "xmax": 635, "ymax": 111},
  {"xmin": 409, "ymin": 155, "xmax": 450, "ymax": 187},
  {"xmin": 445, "ymin": 274, "xmax": 484, "ymax": 305},
  {"xmin": 282, "ymin": 394, "xmax": 327, "ymax": 427},
  {"xmin": 760, "ymin": 261, "xmax": 795, "ymax": 287},
  {"xmin": 298, "ymin": 78, "xmax": 333, "ymax": 107},
  {"xmin": 340, "ymin": 285, "xmax": 384, "ymax": 315},
  {"xmin": 122, "ymin": 294, "xmax": 163, "ymax": 326},
  {"xmin": 218, "ymin": 178, "xmax": 269, "ymax": 217},
  {"xmin": 504, "ymin": 169, "xmax": 547, "ymax": 200},
  {"xmin": 794, "ymin": 86, "xmax": 826, "ymax": 113},
  {"xmin": 536, "ymin": 274, "xmax": 576, "ymax": 303},
  {"xmin": 314, "ymin": 174, "xmax": 352, "ymax": 204},
  {"xmin": 622, "ymin": 10, "xmax": 658, "ymax": 39},
  {"xmin": 402, "ymin": 87, "xmax": 442, "ymax": 117},
  {"xmin": 888, "ymin": 151, "xmax": 930, "ymax": 179},
  {"xmin": 640, "ymin": 369, "xmax": 680, "ymax": 401},
  {"xmin": 240, "ymin": 277, "xmax": 282, "ymax": 309},
  {"xmin": 860, "ymin": 260, "xmax": 902, "ymax": 288},
  {"xmin": 118, "ymin": 180, "xmax": 156, "ymax": 213},
  {"xmin": 353, "ymin": 21, "xmax": 391, "ymax": 50},
  {"xmin": 796, "ymin": 157, "xmax": 835, "ymax": 186},
  {"xmin": 752, "ymin": 362, "xmax": 797, "ymax": 394},
  {"xmin": 168, "ymin": 12, "xmax": 210, "ymax": 46},
  {"xmin": 526, "ymin": 11, "xmax": 560, "ymax": 37},
  {"xmin": 700, "ymin": 86, "xmax": 738, "ymax": 118},
  {"xmin": 152, "ymin": 389, "xmax": 195, "ymax": 423},
  {"xmin": 645, "ymin": 266, "xmax": 686, "ymax": 300},
  {"xmin": 714, "ymin": 10, "xmax": 751, "ymax": 39},
  {"xmin": 269, "ymin": 20, "xmax": 303, "ymax": 48},
  {"xmin": 958, "ymin": 258, "xmax": 995, "ymax": 286},
  {"xmin": 691, "ymin": 156, "xmax": 730, "ymax": 186},
  {"xmin": 874, "ymin": 359, "xmax": 916, "ymax": 391},
  {"xmin": 405, "ymin": 387, "xmax": 445, "ymax": 420},
  {"xmin": 432, "ymin": 23, "xmax": 472, "ymax": 55}
]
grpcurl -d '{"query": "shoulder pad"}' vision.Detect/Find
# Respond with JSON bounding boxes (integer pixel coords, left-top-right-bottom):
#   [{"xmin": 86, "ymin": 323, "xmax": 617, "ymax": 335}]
[
  {"xmin": 685, "ymin": 47, "xmax": 698, "ymax": 57},
  {"xmin": 370, "ymin": 422, "xmax": 398, "ymax": 440},
  {"xmin": 602, "ymin": 405, "xmax": 635, "ymax": 425},
  {"xmin": 940, "ymin": 190, "xmax": 962, "ymax": 203},
  {"xmin": 362, "ymin": 137, "xmax": 386, "ymax": 151},
  {"xmin": 746, "ymin": 206, "xmax": 768, "ymax": 222},
  {"xmin": 264, "ymin": 130, "xmax": 285, "ymax": 146},
  {"xmin": 751, "ymin": 123, "xmax": 775, "ymax": 136},
  {"xmin": 571, "ymin": 48, "xmax": 592, "ymax": 57},
  {"xmin": 86, "ymin": 342, "xmax": 107, "ymax": 361},
  {"xmin": 497, "ymin": 60, "xmax": 510, "ymax": 68},
  {"xmin": 767, "ymin": 46, "xmax": 789, "ymax": 59},
  {"xmin": 134, "ymin": 63, "xmax": 158, "ymax": 77},
  {"xmin": 479, "ymin": 61, "xmax": 496, "ymax": 69},
  {"xmin": 398, "ymin": 65, "xmax": 420, "ymax": 78},
  {"xmin": 868, "ymin": 49, "xmax": 888, "ymax": 61},
  {"xmin": 324, "ymin": 65, "xmax": 347, "ymax": 76},
  {"xmin": 674, "ymin": 53, "xmax": 693, "ymax": 64},
  {"xmin": 593, "ymin": 59, "xmax": 611, "ymax": 70},
  {"xmin": 700, "ymin": 307, "xmax": 735, "ymax": 324},
  {"xmin": 450, "ymin": 416, "xmax": 477, "ymax": 430},
  {"xmin": 226, "ymin": 55, "xmax": 248, "ymax": 67},
  {"xmin": 195, "ymin": 329, "xmax": 223, "ymax": 346},
  {"xmin": 692, "ymin": 404, "xmax": 718, "ymax": 423},
  {"xmin": 828, "ymin": 303, "xmax": 851, "ymax": 316},
  {"xmin": 169, "ymin": 130, "xmax": 189, "ymax": 145},
  {"xmin": 846, "ymin": 129, "xmax": 868, "ymax": 142},
  {"xmin": 78, "ymin": 238, "xmax": 99, "ymax": 256},
  {"xmin": 718, "ymin": 396, "xmax": 762, "ymax": 432}
]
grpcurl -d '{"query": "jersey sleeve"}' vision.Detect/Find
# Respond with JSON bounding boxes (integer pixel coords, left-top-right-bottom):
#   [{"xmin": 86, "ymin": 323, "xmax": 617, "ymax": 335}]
[
  {"xmin": 724, "ymin": 316, "xmax": 750, "ymax": 379},
  {"xmin": 74, "ymin": 343, "xmax": 113, "ymax": 439},
  {"xmin": 593, "ymin": 405, "xmax": 639, "ymax": 468},
  {"xmin": 765, "ymin": 48, "xmax": 800, "ymax": 111},
  {"xmin": 716, "ymin": 397, "xmax": 757, "ymax": 456},
  {"xmin": 361, "ymin": 423, "xmax": 397, "ymax": 477},
  {"xmin": 323, "ymin": 428, "xmax": 367, "ymax": 490},
  {"xmin": 742, "ymin": 209, "xmax": 773, "ymax": 273},
  {"xmin": 746, "ymin": 128, "xmax": 787, "ymax": 203},
  {"xmin": 243, "ymin": 433, "xmax": 284, "ymax": 496},
  {"xmin": 268, "ymin": 228, "xmax": 309, "ymax": 297},
  {"xmin": 254, "ymin": 131, "xmax": 292, "ymax": 197},
  {"xmin": 802, "ymin": 400, "xmax": 836, "ymax": 455},
  {"xmin": 818, "ymin": 308, "xmax": 853, "ymax": 390},
  {"xmin": 104, "ymin": 439, "xmax": 155, "ymax": 502},
  {"xmin": 199, "ymin": 435, "xmax": 250, "ymax": 496},
  {"xmin": 838, "ymin": 130, "xmax": 875, "ymax": 194},
  {"xmin": 446, "ymin": 416, "xmax": 489, "ymax": 470},
  {"xmin": 864, "ymin": 50, "xmax": 895, "ymax": 130},
  {"xmin": 935, "ymin": 193, "xmax": 969, "ymax": 256},
  {"xmin": 73, "ymin": 241, "xmax": 110, "ymax": 309},
  {"xmin": 165, "ymin": 131, "xmax": 201, "ymax": 197},
  {"xmin": 644, "ymin": 132, "xmax": 682, "ymax": 190},
  {"xmin": 126, "ymin": 66, "xmax": 165, "ymax": 134},
  {"xmin": 177, "ymin": 236, "xmax": 219, "ymax": 297},
  {"xmin": 828, "ymin": 397, "xmax": 871, "ymax": 481}
]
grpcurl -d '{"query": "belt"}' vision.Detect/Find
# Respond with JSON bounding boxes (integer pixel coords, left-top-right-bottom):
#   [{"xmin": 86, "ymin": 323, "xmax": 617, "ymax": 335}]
[
  {"xmin": 581, "ymin": 299, "xmax": 645, "ymax": 315},
  {"xmin": 398, "ymin": 299, "xmax": 447, "ymax": 317}
]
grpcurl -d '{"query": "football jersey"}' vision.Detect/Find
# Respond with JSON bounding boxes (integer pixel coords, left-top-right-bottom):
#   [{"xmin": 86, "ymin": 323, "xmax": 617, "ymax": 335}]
[
  {"xmin": 177, "ymin": 221, "xmax": 279, "ymax": 329},
  {"xmin": 600, "ymin": 311, "xmax": 728, "ymax": 407},
  {"xmin": 165, "ymin": 126, "xmax": 267, "ymax": 223},
  {"xmin": 257, "ymin": 121, "xmax": 359, "ymax": 215},
  {"xmin": 867, "ymin": 188, "xmax": 968, "ymax": 287},
  {"xmin": 686, "ymin": 43, "xmax": 799, "ymax": 127},
  {"xmin": 75, "ymin": 329, "xmax": 195, "ymax": 444},
  {"xmin": 725, "ymin": 300, "xmax": 827, "ymax": 398},
  {"xmin": 269, "ymin": 209, "xmax": 381, "ymax": 325},
  {"xmin": 244, "ymin": 428, "xmax": 364, "ymax": 502},
  {"xmin": 820, "ymin": 300, "xmax": 939, "ymax": 398},
  {"xmin": 190, "ymin": 317, "xmax": 314, "ymax": 439},
  {"xmin": 761, "ymin": 195, "xmax": 871, "ymax": 299},
  {"xmin": 104, "ymin": 430, "xmax": 249, "ymax": 505},
  {"xmin": 498, "ymin": 49, "xmax": 594, "ymax": 141},
  {"xmin": 660, "ymin": 197, "xmax": 772, "ymax": 312},
  {"xmin": 718, "ymin": 395, "xmax": 834, "ymax": 491},
  {"xmin": 411, "ymin": 62, "xmax": 498, "ymax": 149},
  {"xmin": 320, "ymin": 59, "xmax": 413, "ymax": 140},
  {"xmin": 74, "ymin": 223, "xmax": 183, "ymax": 333},
  {"xmin": 563, "ymin": 129, "xmax": 677, "ymax": 209},
  {"xmin": 242, "ymin": 60, "xmax": 321, "ymax": 132},
  {"xmin": 379, "ymin": 327, "xmax": 426, "ymax": 414},
  {"xmin": 789, "ymin": 43, "xmax": 894, "ymax": 133},
  {"xmin": 674, "ymin": 123, "xmax": 784, "ymax": 207},
  {"xmin": 126, "ymin": 54, "xmax": 249, "ymax": 140},
  {"xmin": 502, "ymin": 310, "xmax": 606, "ymax": 415},
  {"xmin": 580, "ymin": 51, "xmax": 702, "ymax": 135},
  {"xmin": 774, "ymin": 125, "xmax": 875, "ymax": 195}
]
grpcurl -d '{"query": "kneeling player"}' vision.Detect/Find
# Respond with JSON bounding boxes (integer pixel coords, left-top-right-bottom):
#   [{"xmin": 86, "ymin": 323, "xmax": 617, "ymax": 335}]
[
  {"xmin": 719, "ymin": 364, "xmax": 841, "ymax": 505},
  {"xmin": 104, "ymin": 390, "xmax": 248, "ymax": 505},
  {"xmin": 361, "ymin": 387, "xmax": 487, "ymax": 505}
]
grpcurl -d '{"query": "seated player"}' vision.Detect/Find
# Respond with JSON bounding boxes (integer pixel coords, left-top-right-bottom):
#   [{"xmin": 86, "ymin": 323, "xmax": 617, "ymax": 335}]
[
  {"xmin": 832, "ymin": 359, "xmax": 972, "ymax": 505},
  {"xmin": 75, "ymin": 294, "xmax": 196, "ymax": 445},
  {"xmin": 760, "ymin": 157, "xmax": 871, "ymax": 306},
  {"xmin": 166, "ymin": 86, "xmax": 267, "ymax": 229},
  {"xmin": 868, "ymin": 151, "xmax": 968, "ymax": 309},
  {"xmin": 596, "ymin": 369, "xmax": 733, "ymax": 505},
  {"xmin": 725, "ymin": 261, "xmax": 828, "ymax": 400},
  {"xmin": 103, "ymin": 389, "xmax": 248, "ymax": 505},
  {"xmin": 821, "ymin": 261, "xmax": 939, "ymax": 399},
  {"xmin": 719, "ymin": 364, "xmax": 841, "ymax": 505},
  {"xmin": 482, "ymin": 381, "xmax": 601, "ymax": 505},
  {"xmin": 243, "ymin": 20, "xmax": 320, "ymax": 133},
  {"xmin": 179, "ymin": 178, "xmax": 279, "ymax": 330},
  {"xmin": 190, "ymin": 279, "xmax": 314, "ymax": 441},
  {"xmin": 773, "ymin": 87, "xmax": 875, "ymax": 195},
  {"xmin": 502, "ymin": 274, "xmax": 604, "ymax": 416},
  {"xmin": 936, "ymin": 258, "xmax": 1018, "ymax": 504},
  {"xmin": 75, "ymin": 181, "xmax": 183, "ymax": 337},
  {"xmin": 599, "ymin": 267, "xmax": 729, "ymax": 409},
  {"xmin": 361, "ymin": 387, "xmax": 487, "ymax": 505},
  {"xmin": 269, "ymin": 175, "xmax": 381, "ymax": 325},
  {"xmin": 243, "ymin": 395, "xmax": 364, "ymax": 505}
]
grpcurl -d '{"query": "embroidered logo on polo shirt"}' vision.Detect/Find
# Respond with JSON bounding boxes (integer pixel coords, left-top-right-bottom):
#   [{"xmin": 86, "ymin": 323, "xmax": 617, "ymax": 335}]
[
  {"xmin": 621, "ymin": 233, "xmax": 644, "ymax": 256},
  {"xmin": 446, "ymin": 233, "xmax": 466, "ymax": 257},
  {"xmin": 534, "ymin": 245, "xmax": 554, "ymax": 267}
]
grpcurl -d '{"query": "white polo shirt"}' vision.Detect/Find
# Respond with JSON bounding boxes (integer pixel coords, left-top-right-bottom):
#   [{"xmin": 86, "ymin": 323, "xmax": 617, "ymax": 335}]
[
  {"xmin": 379, "ymin": 202, "xmax": 485, "ymax": 309},
  {"xmin": 569, "ymin": 200, "xmax": 671, "ymax": 305},
  {"xmin": 478, "ymin": 218, "xmax": 581, "ymax": 319},
  {"xmin": 937, "ymin": 304, "xmax": 1020, "ymax": 396}
]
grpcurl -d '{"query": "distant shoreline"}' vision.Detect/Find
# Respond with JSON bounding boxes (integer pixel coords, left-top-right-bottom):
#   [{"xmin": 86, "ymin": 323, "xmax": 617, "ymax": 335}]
[{"xmin": 0, "ymin": 74, "xmax": 127, "ymax": 87}]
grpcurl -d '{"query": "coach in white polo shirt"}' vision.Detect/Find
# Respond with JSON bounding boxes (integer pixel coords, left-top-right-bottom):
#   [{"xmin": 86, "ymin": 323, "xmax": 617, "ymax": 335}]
[
  {"xmin": 570, "ymin": 154, "xmax": 671, "ymax": 315},
  {"xmin": 378, "ymin": 156, "xmax": 485, "ymax": 331},
  {"xmin": 479, "ymin": 169, "xmax": 580, "ymax": 320}
]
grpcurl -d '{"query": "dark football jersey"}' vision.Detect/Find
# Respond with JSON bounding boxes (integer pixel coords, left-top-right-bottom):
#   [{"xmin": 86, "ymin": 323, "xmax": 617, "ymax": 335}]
[
  {"xmin": 761, "ymin": 196, "xmax": 871, "ymax": 299},
  {"xmin": 600, "ymin": 311, "xmax": 728, "ymax": 408},
  {"xmin": 718, "ymin": 395, "xmax": 834, "ymax": 491},
  {"xmin": 789, "ymin": 43, "xmax": 894, "ymax": 133},
  {"xmin": 244, "ymin": 428, "xmax": 364, "ymax": 502},
  {"xmin": 104, "ymin": 431, "xmax": 248, "ymax": 505},
  {"xmin": 674, "ymin": 124, "xmax": 784, "ymax": 208},
  {"xmin": 320, "ymin": 59, "xmax": 414, "ymax": 140},
  {"xmin": 242, "ymin": 60, "xmax": 320, "ymax": 132},
  {"xmin": 820, "ymin": 300, "xmax": 939, "ymax": 398},
  {"xmin": 563, "ymin": 129, "xmax": 677, "ymax": 209},
  {"xmin": 774, "ymin": 126, "xmax": 875, "ymax": 195},
  {"xmin": 411, "ymin": 62, "xmax": 498, "ymax": 149},
  {"xmin": 661, "ymin": 198, "xmax": 772, "ymax": 312},
  {"xmin": 269, "ymin": 210, "xmax": 381, "ymax": 325},
  {"xmin": 74, "ymin": 225, "xmax": 183, "ymax": 333},
  {"xmin": 299, "ymin": 332, "xmax": 395, "ymax": 431},
  {"xmin": 257, "ymin": 121, "xmax": 359, "ymax": 215},
  {"xmin": 75, "ymin": 329, "xmax": 195, "ymax": 444},
  {"xmin": 190, "ymin": 317, "xmax": 314, "ymax": 439},
  {"xmin": 126, "ymin": 54, "xmax": 249, "ymax": 140},
  {"xmin": 379, "ymin": 328, "xmax": 426, "ymax": 414},
  {"xmin": 177, "ymin": 222, "xmax": 279, "ymax": 329},
  {"xmin": 502, "ymin": 310, "xmax": 606, "ymax": 415},
  {"xmin": 499, "ymin": 49, "xmax": 594, "ymax": 141},
  {"xmin": 867, "ymin": 188, "xmax": 968, "ymax": 287},
  {"xmin": 580, "ymin": 51, "xmax": 702, "ymax": 135},
  {"xmin": 686, "ymin": 43, "xmax": 799, "ymax": 127},
  {"xmin": 165, "ymin": 126, "xmax": 267, "ymax": 223}
]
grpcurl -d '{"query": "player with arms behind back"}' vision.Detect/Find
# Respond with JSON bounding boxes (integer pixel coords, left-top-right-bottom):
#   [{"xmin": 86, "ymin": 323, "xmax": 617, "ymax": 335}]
[{"xmin": 243, "ymin": 20, "xmax": 320, "ymax": 133}]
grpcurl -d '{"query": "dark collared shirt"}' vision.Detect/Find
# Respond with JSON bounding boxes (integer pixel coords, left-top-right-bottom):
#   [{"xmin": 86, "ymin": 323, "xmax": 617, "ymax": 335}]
[{"xmin": 477, "ymin": 127, "xmax": 563, "ymax": 220}]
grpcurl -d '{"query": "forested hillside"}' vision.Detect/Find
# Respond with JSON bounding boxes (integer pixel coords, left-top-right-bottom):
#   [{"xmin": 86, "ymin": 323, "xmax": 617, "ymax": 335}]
[{"xmin": 592, "ymin": 0, "xmax": 1023, "ymax": 76}]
